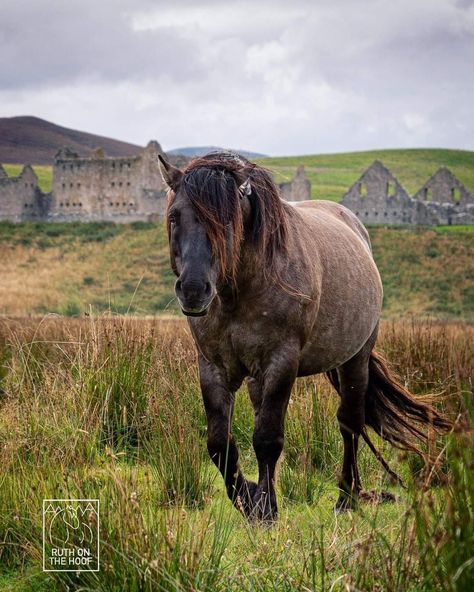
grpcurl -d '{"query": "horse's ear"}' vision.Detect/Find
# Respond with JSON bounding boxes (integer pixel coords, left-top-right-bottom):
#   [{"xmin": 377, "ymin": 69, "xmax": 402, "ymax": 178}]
[
  {"xmin": 238, "ymin": 178, "xmax": 252, "ymax": 199},
  {"xmin": 158, "ymin": 154, "xmax": 183, "ymax": 191}
]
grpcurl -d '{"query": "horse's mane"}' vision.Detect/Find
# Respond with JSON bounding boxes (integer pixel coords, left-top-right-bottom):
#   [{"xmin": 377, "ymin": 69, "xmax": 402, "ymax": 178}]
[{"xmin": 170, "ymin": 152, "xmax": 289, "ymax": 283}]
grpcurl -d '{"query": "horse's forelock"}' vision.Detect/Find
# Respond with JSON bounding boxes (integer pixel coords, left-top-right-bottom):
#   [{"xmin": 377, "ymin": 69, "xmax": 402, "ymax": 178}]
[
  {"xmin": 179, "ymin": 153, "xmax": 289, "ymax": 282},
  {"xmin": 181, "ymin": 162, "xmax": 244, "ymax": 282}
]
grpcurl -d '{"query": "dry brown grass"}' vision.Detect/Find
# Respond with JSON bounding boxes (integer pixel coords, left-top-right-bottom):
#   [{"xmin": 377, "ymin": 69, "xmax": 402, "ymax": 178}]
[{"xmin": 0, "ymin": 222, "xmax": 472, "ymax": 320}]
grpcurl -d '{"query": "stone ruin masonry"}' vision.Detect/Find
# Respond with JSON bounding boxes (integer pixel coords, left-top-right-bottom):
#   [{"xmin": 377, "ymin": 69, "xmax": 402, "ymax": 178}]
[
  {"xmin": 0, "ymin": 146, "xmax": 311, "ymax": 223},
  {"xmin": 0, "ymin": 142, "xmax": 171, "ymax": 223},
  {"xmin": 0, "ymin": 163, "xmax": 47, "ymax": 221},
  {"xmin": 341, "ymin": 160, "xmax": 474, "ymax": 225},
  {"xmin": 279, "ymin": 165, "xmax": 312, "ymax": 202},
  {"xmin": 50, "ymin": 142, "xmax": 168, "ymax": 222},
  {"xmin": 1, "ymin": 149, "xmax": 473, "ymax": 225}
]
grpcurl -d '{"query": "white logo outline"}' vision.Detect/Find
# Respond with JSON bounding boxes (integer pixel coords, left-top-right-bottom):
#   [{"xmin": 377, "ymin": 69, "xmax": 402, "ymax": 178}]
[{"xmin": 42, "ymin": 499, "xmax": 100, "ymax": 572}]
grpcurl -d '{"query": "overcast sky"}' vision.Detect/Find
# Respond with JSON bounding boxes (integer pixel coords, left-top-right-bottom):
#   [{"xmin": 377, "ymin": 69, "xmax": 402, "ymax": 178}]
[{"xmin": 1, "ymin": 0, "xmax": 473, "ymax": 155}]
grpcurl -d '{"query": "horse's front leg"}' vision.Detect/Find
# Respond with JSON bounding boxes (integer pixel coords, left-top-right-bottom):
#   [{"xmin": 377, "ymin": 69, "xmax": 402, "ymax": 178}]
[
  {"xmin": 198, "ymin": 355, "xmax": 256, "ymax": 517},
  {"xmin": 251, "ymin": 355, "xmax": 298, "ymax": 522}
]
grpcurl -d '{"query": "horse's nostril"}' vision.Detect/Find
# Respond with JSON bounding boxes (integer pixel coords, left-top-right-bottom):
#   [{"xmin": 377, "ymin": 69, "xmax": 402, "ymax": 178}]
[
  {"xmin": 204, "ymin": 282, "xmax": 212, "ymax": 296},
  {"xmin": 176, "ymin": 279, "xmax": 182, "ymax": 294}
]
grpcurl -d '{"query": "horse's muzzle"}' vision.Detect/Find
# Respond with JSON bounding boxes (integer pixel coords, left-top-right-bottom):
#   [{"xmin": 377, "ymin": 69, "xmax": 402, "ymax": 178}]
[{"xmin": 176, "ymin": 277, "xmax": 214, "ymax": 317}]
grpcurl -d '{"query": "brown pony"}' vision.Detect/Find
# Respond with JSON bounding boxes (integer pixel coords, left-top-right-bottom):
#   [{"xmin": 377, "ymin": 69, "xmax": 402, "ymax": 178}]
[{"xmin": 158, "ymin": 152, "xmax": 451, "ymax": 521}]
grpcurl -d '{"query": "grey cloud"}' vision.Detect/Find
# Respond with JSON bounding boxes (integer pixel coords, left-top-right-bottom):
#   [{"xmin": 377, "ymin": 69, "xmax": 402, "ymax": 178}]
[
  {"xmin": 0, "ymin": 0, "xmax": 205, "ymax": 89},
  {"xmin": 454, "ymin": 0, "xmax": 474, "ymax": 8},
  {"xmin": 0, "ymin": 0, "xmax": 472, "ymax": 154}
]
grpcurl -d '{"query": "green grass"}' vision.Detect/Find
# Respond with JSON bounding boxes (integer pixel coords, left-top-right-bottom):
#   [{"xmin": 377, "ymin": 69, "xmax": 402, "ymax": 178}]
[
  {"xmin": 0, "ymin": 317, "xmax": 472, "ymax": 591},
  {"xmin": 257, "ymin": 148, "xmax": 474, "ymax": 201},
  {"xmin": 369, "ymin": 226, "xmax": 474, "ymax": 318},
  {"xmin": 2, "ymin": 164, "xmax": 53, "ymax": 193},
  {"xmin": 0, "ymin": 222, "xmax": 472, "ymax": 321}
]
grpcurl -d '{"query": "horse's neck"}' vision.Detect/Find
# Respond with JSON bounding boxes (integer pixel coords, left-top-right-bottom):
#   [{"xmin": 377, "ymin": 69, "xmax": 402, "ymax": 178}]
[{"xmin": 216, "ymin": 204, "xmax": 310, "ymax": 307}]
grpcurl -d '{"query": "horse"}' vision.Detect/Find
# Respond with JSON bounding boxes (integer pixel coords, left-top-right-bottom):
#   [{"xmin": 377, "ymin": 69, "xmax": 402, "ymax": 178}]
[{"xmin": 158, "ymin": 152, "xmax": 451, "ymax": 521}]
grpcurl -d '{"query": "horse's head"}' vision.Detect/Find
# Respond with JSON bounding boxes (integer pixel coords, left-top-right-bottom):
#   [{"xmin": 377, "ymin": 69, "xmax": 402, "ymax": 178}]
[
  {"xmin": 159, "ymin": 152, "xmax": 288, "ymax": 317},
  {"xmin": 159, "ymin": 153, "xmax": 247, "ymax": 316}
]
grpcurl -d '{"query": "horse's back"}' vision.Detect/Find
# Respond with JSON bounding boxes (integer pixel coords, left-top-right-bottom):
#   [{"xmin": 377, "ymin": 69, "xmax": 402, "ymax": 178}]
[{"xmin": 291, "ymin": 199, "xmax": 372, "ymax": 252}]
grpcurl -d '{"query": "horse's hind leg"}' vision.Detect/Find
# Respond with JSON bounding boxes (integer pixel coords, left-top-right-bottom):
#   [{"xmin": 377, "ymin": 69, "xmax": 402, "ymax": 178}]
[{"xmin": 332, "ymin": 328, "xmax": 378, "ymax": 512}]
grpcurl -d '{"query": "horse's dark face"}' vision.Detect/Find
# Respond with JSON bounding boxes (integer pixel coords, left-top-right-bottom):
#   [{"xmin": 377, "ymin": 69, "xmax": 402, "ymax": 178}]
[
  {"xmin": 160, "ymin": 153, "xmax": 251, "ymax": 317},
  {"xmin": 167, "ymin": 190, "xmax": 219, "ymax": 317}
]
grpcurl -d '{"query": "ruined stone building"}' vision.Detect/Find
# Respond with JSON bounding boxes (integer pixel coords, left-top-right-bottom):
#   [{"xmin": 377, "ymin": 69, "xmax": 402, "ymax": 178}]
[
  {"xmin": 341, "ymin": 160, "xmax": 474, "ymax": 225},
  {"xmin": 50, "ymin": 141, "xmax": 168, "ymax": 222},
  {"xmin": 0, "ymin": 141, "xmax": 194, "ymax": 223},
  {"xmin": 0, "ymin": 150, "xmax": 311, "ymax": 222},
  {"xmin": 279, "ymin": 165, "xmax": 312, "ymax": 202},
  {"xmin": 0, "ymin": 149, "xmax": 472, "ymax": 225},
  {"xmin": 413, "ymin": 168, "xmax": 474, "ymax": 224},
  {"xmin": 0, "ymin": 163, "xmax": 47, "ymax": 221}
]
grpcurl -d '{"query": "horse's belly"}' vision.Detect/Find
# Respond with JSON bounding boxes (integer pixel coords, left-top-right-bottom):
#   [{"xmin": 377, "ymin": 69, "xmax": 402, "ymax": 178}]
[
  {"xmin": 298, "ymin": 338, "xmax": 365, "ymax": 375},
  {"xmin": 298, "ymin": 264, "xmax": 382, "ymax": 375},
  {"xmin": 297, "ymin": 309, "xmax": 379, "ymax": 375}
]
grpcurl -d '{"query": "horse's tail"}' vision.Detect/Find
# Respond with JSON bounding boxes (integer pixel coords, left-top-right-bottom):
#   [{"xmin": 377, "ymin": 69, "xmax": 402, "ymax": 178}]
[
  {"xmin": 326, "ymin": 351, "xmax": 453, "ymax": 457},
  {"xmin": 363, "ymin": 351, "xmax": 453, "ymax": 455}
]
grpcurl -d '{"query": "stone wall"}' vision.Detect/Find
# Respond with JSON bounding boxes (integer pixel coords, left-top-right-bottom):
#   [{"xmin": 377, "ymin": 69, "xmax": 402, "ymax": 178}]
[
  {"xmin": 50, "ymin": 141, "xmax": 167, "ymax": 222},
  {"xmin": 279, "ymin": 165, "xmax": 311, "ymax": 202},
  {"xmin": 0, "ymin": 165, "xmax": 43, "ymax": 222},
  {"xmin": 341, "ymin": 161, "xmax": 474, "ymax": 225},
  {"xmin": 341, "ymin": 160, "xmax": 416, "ymax": 224},
  {"xmin": 413, "ymin": 167, "xmax": 474, "ymax": 225},
  {"xmin": 414, "ymin": 167, "xmax": 474, "ymax": 206}
]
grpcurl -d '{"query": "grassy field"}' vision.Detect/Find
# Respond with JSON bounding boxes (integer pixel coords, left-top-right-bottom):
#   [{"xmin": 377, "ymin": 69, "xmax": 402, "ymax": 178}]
[
  {"xmin": 4, "ymin": 147, "xmax": 474, "ymax": 201},
  {"xmin": 0, "ymin": 221, "xmax": 473, "ymax": 321},
  {"xmin": 1, "ymin": 150, "xmax": 472, "ymax": 590},
  {"xmin": 257, "ymin": 148, "xmax": 474, "ymax": 201},
  {"xmin": 0, "ymin": 316, "xmax": 472, "ymax": 591}
]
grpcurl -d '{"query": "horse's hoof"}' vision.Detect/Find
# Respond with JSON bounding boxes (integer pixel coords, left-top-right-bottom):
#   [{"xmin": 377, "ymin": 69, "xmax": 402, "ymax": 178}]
[
  {"xmin": 234, "ymin": 480, "xmax": 258, "ymax": 518},
  {"xmin": 380, "ymin": 490, "xmax": 397, "ymax": 503},
  {"xmin": 359, "ymin": 489, "xmax": 398, "ymax": 504},
  {"xmin": 334, "ymin": 493, "xmax": 358, "ymax": 513},
  {"xmin": 251, "ymin": 487, "xmax": 278, "ymax": 524}
]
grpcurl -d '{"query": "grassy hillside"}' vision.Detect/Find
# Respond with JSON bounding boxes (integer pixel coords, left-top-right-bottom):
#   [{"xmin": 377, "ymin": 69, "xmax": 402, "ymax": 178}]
[
  {"xmin": 257, "ymin": 148, "xmax": 474, "ymax": 201},
  {"xmin": 0, "ymin": 221, "xmax": 472, "ymax": 320}
]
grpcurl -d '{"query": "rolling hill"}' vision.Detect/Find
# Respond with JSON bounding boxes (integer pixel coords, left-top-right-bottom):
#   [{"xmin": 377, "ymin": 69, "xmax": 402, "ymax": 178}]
[
  {"xmin": 0, "ymin": 116, "xmax": 267, "ymax": 166},
  {"xmin": 168, "ymin": 146, "xmax": 267, "ymax": 159},
  {"xmin": 1, "ymin": 115, "xmax": 473, "ymax": 201},
  {"xmin": 0, "ymin": 116, "xmax": 143, "ymax": 165},
  {"xmin": 0, "ymin": 222, "xmax": 472, "ymax": 320}
]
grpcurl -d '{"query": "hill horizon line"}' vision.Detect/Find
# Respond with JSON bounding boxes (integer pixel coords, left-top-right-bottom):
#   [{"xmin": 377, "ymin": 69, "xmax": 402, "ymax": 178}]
[{"xmin": 1, "ymin": 115, "xmax": 473, "ymax": 166}]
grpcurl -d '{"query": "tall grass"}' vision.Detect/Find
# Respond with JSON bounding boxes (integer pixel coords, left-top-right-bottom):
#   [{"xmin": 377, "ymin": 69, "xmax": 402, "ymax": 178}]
[{"xmin": 0, "ymin": 317, "xmax": 472, "ymax": 590}]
